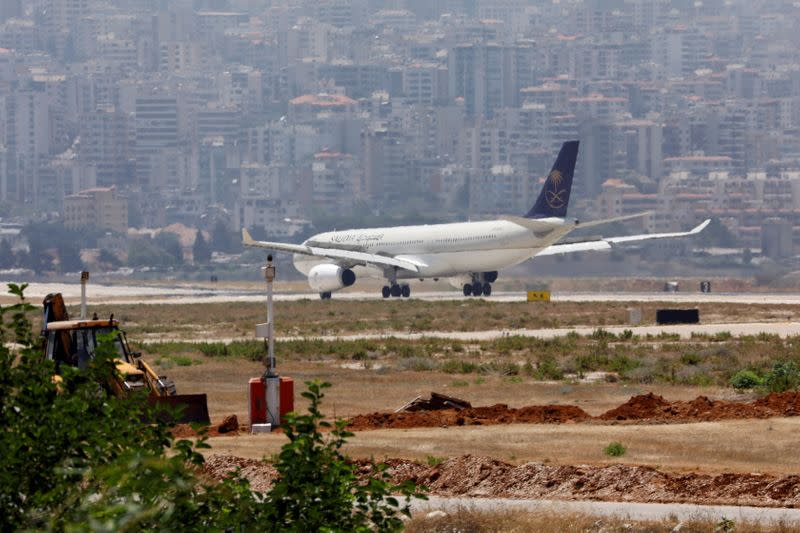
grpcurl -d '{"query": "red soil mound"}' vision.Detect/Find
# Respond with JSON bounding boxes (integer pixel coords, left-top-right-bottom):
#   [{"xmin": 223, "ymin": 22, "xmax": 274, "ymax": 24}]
[
  {"xmin": 346, "ymin": 403, "xmax": 591, "ymax": 430},
  {"xmin": 346, "ymin": 392, "xmax": 800, "ymax": 431},
  {"xmin": 597, "ymin": 392, "xmax": 800, "ymax": 422}
]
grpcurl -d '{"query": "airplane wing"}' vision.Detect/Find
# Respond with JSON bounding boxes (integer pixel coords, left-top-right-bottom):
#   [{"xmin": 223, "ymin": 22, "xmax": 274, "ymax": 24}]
[
  {"xmin": 241, "ymin": 229, "xmax": 421, "ymax": 273},
  {"xmin": 535, "ymin": 219, "xmax": 710, "ymax": 257}
]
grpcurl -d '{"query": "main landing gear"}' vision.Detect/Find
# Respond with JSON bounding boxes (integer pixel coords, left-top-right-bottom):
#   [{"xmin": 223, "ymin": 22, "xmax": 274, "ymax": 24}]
[
  {"xmin": 462, "ymin": 282, "xmax": 492, "ymax": 297},
  {"xmin": 382, "ymin": 283, "xmax": 411, "ymax": 298},
  {"xmin": 319, "ymin": 292, "xmax": 332, "ymax": 300}
]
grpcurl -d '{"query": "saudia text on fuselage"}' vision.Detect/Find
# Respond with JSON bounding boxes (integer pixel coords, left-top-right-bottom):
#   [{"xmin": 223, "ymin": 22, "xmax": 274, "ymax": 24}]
[{"xmin": 331, "ymin": 232, "xmax": 385, "ymax": 244}]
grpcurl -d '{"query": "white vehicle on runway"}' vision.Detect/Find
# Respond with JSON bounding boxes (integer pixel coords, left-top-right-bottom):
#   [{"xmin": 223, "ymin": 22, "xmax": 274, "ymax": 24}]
[{"xmin": 243, "ymin": 141, "xmax": 709, "ymax": 299}]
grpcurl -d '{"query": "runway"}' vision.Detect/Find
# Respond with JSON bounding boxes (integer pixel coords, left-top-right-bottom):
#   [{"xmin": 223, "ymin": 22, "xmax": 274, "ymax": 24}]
[{"xmin": 6, "ymin": 280, "xmax": 800, "ymax": 305}]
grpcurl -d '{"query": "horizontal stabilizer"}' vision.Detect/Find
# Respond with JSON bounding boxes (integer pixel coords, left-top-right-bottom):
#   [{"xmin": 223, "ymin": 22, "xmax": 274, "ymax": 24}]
[{"xmin": 535, "ymin": 219, "xmax": 710, "ymax": 257}]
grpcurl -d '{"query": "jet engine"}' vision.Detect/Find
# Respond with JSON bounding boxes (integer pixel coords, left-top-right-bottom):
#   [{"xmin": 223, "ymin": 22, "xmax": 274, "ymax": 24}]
[{"xmin": 308, "ymin": 264, "xmax": 356, "ymax": 293}]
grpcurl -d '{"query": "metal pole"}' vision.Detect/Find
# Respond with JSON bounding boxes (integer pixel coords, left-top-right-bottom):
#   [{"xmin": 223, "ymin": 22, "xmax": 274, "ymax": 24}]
[
  {"xmin": 263, "ymin": 255, "xmax": 279, "ymax": 426},
  {"xmin": 80, "ymin": 271, "xmax": 89, "ymax": 319},
  {"xmin": 265, "ymin": 255, "xmax": 276, "ymax": 377}
]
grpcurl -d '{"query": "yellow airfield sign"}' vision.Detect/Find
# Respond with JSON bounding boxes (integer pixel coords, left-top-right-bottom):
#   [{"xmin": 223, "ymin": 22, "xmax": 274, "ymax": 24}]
[{"xmin": 526, "ymin": 291, "xmax": 551, "ymax": 302}]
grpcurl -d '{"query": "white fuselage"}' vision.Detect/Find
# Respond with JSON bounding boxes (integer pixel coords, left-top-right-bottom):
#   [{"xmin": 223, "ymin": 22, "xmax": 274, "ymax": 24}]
[{"xmin": 293, "ymin": 218, "xmax": 574, "ymax": 282}]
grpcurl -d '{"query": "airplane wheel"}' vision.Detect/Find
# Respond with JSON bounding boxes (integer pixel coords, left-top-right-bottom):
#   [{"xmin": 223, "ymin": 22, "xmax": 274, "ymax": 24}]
[
  {"xmin": 463, "ymin": 284, "xmax": 472, "ymax": 297},
  {"xmin": 401, "ymin": 284, "xmax": 411, "ymax": 298},
  {"xmin": 320, "ymin": 292, "xmax": 332, "ymax": 300},
  {"xmin": 483, "ymin": 283, "xmax": 492, "ymax": 296},
  {"xmin": 472, "ymin": 282, "xmax": 483, "ymax": 297},
  {"xmin": 390, "ymin": 284, "xmax": 402, "ymax": 297},
  {"xmin": 382, "ymin": 286, "xmax": 391, "ymax": 298}
]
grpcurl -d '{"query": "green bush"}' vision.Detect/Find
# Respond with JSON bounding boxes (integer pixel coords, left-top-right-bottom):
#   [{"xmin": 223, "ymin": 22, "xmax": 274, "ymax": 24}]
[
  {"xmin": 0, "ymin": 283, "xmax": 424, "ymax": 532},
  {"xmin": 441, "ymin": 359, "xmax": 478, "ymax": 374},
  {"xmin": 531, "ymin": 355, "xmax": 564, "ymax": 380},
  {"xmin": 730, "ymin": 370, "xmax": 763, "ymax": 390},
  {"xmin": 590, "ymin": 328, "xmax": 616, "ymax": 340},
  {"xmin": 603, "ymin": 442, "xmax": 627, "ymax": 457},
  {"xmin": 764, "ymin": 361, "xmax": 800, "ymax": 393},
  {"xmin": 680, "ymin": 353, "xmax": 702, "ymax": 366},
  {"xmin": 268, "ymin": 381, "xmax": 424, "ymax": 531}
]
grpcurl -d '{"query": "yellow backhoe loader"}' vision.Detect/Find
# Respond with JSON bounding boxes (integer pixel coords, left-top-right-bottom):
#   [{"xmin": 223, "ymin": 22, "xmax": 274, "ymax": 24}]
[{"xmin": 42, "ymin": 293, "xmax": 210, "ymax": 424}]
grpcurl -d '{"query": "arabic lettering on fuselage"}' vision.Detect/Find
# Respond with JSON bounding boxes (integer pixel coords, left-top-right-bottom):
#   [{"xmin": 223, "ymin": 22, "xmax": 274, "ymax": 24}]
[{"xmin": 330, "ymin": 232, "xmax": 385, "ymax": 244}]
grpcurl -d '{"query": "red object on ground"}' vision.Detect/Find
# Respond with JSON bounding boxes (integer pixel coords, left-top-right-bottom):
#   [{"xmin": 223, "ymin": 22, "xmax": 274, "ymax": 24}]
[
  {"xmin": 249, "ymin": 377, "xmax": 267, "ymax": 425},
  {"xmin": 279, "ymin": 377, "xmax": 294, "ymax": 419}
]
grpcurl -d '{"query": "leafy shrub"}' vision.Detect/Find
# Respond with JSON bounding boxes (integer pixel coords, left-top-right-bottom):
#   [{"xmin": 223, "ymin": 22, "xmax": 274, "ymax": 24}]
[
  {"xmin": 603, "ymin": 442, "xmax": 627, "ymax": 457},
  {"xmin": 441, "ymin": 359, "xmax": 477, "ymax": 374},
  {"xmin": 590, "ymin": 328, "xmax": 616, "ymax": 340},
  {"xmin": 680, "ymin": 353, "xmax": 702, "ymax": 366},
  {"xmin": 764, "ymin": 361, "xmax": 800, "ymax": 393},
  {"xmin": 730, "ymin": 370, "xmax": 763, "ymax": 390},
  {"xmin": 712, "ymin": 331, "xmax": 733, "ymax": 342},
  {"xmin": 396, "ymin": 356, "xmax": 439, "ymax": 371},
  {"xmin": 619, "ymin": 329, "xmax": 634, "ymax": 340},
  {"xmin": 0, "ymin": 283, "xmax": 424, "ymax": 532},
  {"xmin": 268, "ymin": 381, "xmax": 424, "ymax": 531},
  {"xmin": 609, "ymin": 354, "xmax": 640, "ymax": 375},
  {"xmin": 531, "ymin": 355, "xmax": 564, "ymax": 380}
]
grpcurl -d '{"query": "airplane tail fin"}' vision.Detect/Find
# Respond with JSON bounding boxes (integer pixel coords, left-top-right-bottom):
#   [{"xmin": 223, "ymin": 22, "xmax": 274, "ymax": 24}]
[
  {"xmin": 525, "ymin": 140, "xmax": 579, "ymax": 219},
  {"xmin": 242, "ymin": 227, "xmax": 255, "ymax": 246}
]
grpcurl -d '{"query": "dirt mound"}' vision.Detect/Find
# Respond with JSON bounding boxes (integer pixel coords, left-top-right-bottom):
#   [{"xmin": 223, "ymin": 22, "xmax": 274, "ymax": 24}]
[
  {"xmin": 204, "ymin": 454, "xmax": 277, "ymax": 492},
  {"xmin": 753, "ymin": 391, "xmax": 800, "ymax": 416},
  {"xmin": 203, "ymin": 453, "xmax": 800, "ymax": 507},
  {"xmin": 347, "ymin": 403, "xmax": 591, "ymax": 431},
  {"xmin": 172, "ymin": 417, "xmax": 248, "ymax": 438},
  {"xmin": 597, "ymin": 392, "xmax": 672, "ymax": 421},
  {"xmin": 397, "ymin": 455, "xmax": 800, "ymax": 507},
  {"xmin": 597, "ymin": 392, "xmax": 800, "ymax": 422}
]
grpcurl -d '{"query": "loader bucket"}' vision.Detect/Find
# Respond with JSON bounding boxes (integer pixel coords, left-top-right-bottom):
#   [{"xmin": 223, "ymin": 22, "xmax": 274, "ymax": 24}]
[{"xmin": 147, "ymin": 394, "xmax": 211, "ymax": 425}]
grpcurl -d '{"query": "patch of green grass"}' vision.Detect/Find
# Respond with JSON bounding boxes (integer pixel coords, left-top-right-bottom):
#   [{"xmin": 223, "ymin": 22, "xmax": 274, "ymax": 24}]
[
  {"xmin": 441, "ymin": 359, "xmax": 478, "ymax": 374},
  {"xmin": 603, "ymin": 441, "xmax": 627, "ymax": 457},
  {"xmin": 171, "ymin": 355, "xmax": 195, "ymax": 367},
  {"xmin": 425, "ymin": 455, "xmax": 445, "ymax": 466},
  {"xmin": 451, "ymin": 380, "xmax": 469, "ymax": 387}
]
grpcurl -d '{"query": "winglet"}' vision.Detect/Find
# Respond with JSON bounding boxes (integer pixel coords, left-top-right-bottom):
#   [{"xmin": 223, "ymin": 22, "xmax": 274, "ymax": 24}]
[
  {"xmin": 242, "ymin": 228, "xmax": 256, "ymax": 247},
  {"xmin": 690, "ymin": 219, "xmax": 711, "ymax": 235}
]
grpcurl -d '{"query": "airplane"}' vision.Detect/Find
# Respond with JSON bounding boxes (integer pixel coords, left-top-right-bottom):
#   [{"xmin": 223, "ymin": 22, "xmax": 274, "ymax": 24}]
[{"xmin": 242, "ymin": 140, "xmax": 710, "ymax": 299}]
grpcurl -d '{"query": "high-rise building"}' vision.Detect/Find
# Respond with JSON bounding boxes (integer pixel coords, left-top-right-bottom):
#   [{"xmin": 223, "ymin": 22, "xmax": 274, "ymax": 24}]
[
  {"xmin": 449, "ymin": 44, "xmax": 508, "ymax": 118},
  {"xmin": 79, "ymin": 105, "xmax": 134, "ymax": 188},
  {"xmin": 135, "ymin": 94, "xmax": 179, "ymax": 190}
]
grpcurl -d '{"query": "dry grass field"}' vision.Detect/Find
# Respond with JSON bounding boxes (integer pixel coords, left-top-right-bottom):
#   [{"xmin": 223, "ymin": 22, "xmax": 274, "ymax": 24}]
[
  {"xmin": 65, "ymin": 299, "xmax": 800, "ymax": 339},
  {"xmin": 404, "ymin": 508, "xmax": 796, "ymax": 533}
]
